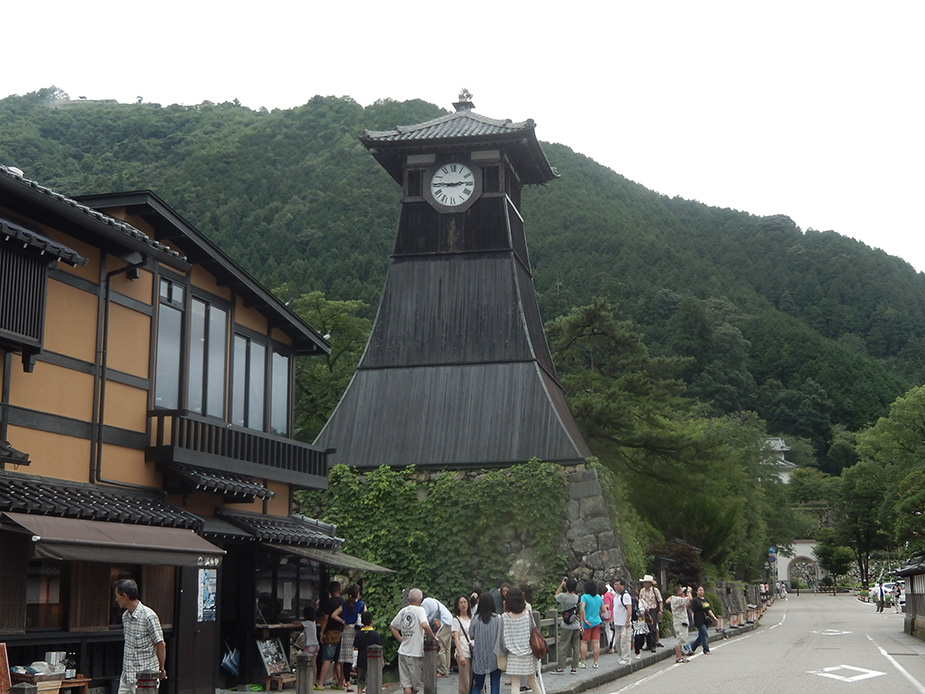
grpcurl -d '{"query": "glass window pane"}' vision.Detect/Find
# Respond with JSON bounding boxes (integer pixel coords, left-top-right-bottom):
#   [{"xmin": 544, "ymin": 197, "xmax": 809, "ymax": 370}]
[
  {"xmin": 232, "ymin": 336, "xmax": 247, "ymax": 427},
  {"xmin": 271, "ymin": 351, "xmax": 289, "ymax": 436},
  {"xmin": 155, "ymin": 305, "xmax": 182, "ymax": 409},
  {"xmin": 207, "ymin": 306, "xmax": 227, "ymax": 418},
  {"xmin": 248, "ymin": 341, "xmax": 265, "ymax": 431},
  {"xmin": 188, "ymin": 299, "xmax": 206, "ymax": 413}
]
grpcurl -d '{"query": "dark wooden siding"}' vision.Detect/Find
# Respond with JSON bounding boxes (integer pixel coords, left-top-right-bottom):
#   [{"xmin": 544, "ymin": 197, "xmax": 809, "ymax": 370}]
[
  {"xmin": 315, "ymin": 167, "xmax": 591, "ymax": 469},
  {"xmin": 361, "ymin": 255, "xmax": 532, "ymax": 369},
  {"xmin": 317, "ymin": 362, "xmax": 589, "ymax": 468},
  {"xmin": 69, "ymin": 561, "xmax": 111, "ymax": 631},
  {"xmin": 515, "ymin": 261, "xmax": 557, "ymax": 378},
  {"xmin": 394, "ymin": 198, "xmax": 511, "ymax": 256},
  {"xmin": 0, "ymin": 531, "xmax": 29, "ymax": 633}
]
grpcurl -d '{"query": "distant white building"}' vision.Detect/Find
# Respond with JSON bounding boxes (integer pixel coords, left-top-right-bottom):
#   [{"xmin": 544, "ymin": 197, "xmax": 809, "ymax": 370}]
[{"xmin": 766, "ymin": 437, "xmax": 798, "ymax": 483}]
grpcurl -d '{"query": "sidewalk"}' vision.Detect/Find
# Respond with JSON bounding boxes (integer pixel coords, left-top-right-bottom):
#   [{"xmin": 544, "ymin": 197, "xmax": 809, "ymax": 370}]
[
  {"xmin": 428, "ymin": 621, "xmax": 758, "ymax": 694},
  {"xmin": 220, "ymin": 621, "xmax": 760, "ymax": 694}
]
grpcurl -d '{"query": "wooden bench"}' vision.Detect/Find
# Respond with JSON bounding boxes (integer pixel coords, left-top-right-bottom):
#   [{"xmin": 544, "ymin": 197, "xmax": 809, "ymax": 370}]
[
  {"xmin": 265, "ymin": 673, "xmax": 297, "ymax": 691},
  {"xmin": 59, "ymin": 677, "xmax": 92, "ymax": 694}
]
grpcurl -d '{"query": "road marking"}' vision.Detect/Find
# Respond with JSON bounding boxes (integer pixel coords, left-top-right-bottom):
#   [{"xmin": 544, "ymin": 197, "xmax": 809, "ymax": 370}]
[
  {"xmin": 769, "ymin": 614, "xmax": 786, "ymax": 630},
  {"xmin": 812, "ymin": 629, "xmax": 852, "ymax": 635},
  {"xmin": 806, "ymin": 664, "xmax": 885, "ymax": 682},
  {"xmin": 608, "ymin": 632, "xmax": 756, "ymax": 692},
  {"xmin": 868, "ymin": 635, "xmax": 925, "ymax": 693}
]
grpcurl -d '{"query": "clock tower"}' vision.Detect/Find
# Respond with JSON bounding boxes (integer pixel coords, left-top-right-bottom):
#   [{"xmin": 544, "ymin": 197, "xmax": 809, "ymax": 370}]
[{"xmin": 315, "ymin": 92, "xmax": 592, "ymax": 468}]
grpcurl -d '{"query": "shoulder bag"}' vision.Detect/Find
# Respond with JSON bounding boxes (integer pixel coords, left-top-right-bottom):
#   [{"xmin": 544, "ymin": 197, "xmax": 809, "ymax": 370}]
[{"xmin": 529, "ymin": 623, "xmax": 547, "ymax": 660}]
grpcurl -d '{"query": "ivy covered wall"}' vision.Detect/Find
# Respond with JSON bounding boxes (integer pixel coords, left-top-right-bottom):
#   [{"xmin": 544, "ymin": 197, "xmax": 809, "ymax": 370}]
[{"xmin": 297, "ymin": 459, "xmax": 630, "ymax": 661}]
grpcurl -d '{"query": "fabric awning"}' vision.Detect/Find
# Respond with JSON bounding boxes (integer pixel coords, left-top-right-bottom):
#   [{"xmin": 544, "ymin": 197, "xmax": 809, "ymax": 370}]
[
  {"xmin": 3, "ymin": 512, "xmax": 225, "ymax": 567},
  {"xmin": 266, "ymin": 543, "xmax": 394, "ymax": 574}
]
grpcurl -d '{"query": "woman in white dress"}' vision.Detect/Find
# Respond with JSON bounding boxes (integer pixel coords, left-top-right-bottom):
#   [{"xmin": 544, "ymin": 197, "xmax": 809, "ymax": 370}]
[{"xmin": 501, "ymin": 587, "xmax": 538, "ymax": 694}]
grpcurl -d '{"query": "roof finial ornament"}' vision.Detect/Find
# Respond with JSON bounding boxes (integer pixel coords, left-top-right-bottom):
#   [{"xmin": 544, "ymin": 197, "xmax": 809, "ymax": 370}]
[{"xmin": 453, "ymin": 88, "xmax": 475, "ymax": 112}]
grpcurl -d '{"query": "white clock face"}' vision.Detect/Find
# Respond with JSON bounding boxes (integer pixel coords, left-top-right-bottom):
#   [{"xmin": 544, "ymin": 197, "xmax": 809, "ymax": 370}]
[{"xmin": 429, "ymin": 163, "xmax": 476, "ymax": 207}]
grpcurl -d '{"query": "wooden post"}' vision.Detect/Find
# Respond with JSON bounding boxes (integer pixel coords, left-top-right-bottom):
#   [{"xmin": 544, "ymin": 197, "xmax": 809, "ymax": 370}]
[
  {"xmin": 367, "ymin": 645, "xmax": 383, "ymax": 694},
  {"xmin": 296, "ymin": 652, "xmax": 315, "ymax": 694},
  {"xmin": 546, "ymin": 609, "xmax": 560, "ymax": 666},
  {"xmin": 423, "ymin": 635, "xmax": 439, "ymax": 694}
]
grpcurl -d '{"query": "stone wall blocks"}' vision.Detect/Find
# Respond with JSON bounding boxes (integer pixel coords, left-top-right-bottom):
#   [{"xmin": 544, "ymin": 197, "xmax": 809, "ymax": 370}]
[
  {"xmin": 569, "ymin": 479, "xmax": 602, "ymax": 500},
  {"xmin": 571, "ymin": 533, "xmax": 599, "ymax": 555},
  {"xmin": 578, "ymin": 495, "xmax": 608, "ymax": 518}
]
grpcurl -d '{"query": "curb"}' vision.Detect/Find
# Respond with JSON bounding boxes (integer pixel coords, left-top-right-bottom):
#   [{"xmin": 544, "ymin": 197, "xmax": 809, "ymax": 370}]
[{"xmin": 540, "ymin": 623, "xmax": 757, "ymax": 694}]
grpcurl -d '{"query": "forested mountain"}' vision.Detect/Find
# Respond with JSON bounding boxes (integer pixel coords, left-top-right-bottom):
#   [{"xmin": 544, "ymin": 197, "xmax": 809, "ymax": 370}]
[{"xmin": 1, "ymin": 87, "xmax": 921, "ymax": 471}]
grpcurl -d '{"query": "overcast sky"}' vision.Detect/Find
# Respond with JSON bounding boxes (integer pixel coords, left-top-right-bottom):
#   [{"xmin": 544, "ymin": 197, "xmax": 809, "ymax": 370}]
[{"xmin": 4, "ymin": 1, "xmax": 924, "ymax": 270}]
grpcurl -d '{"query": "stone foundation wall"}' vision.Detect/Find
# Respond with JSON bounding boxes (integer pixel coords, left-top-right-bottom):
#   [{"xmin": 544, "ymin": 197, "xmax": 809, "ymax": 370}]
[{"xmin": 561, "ymin": 464, "xmax": 629, "ymax": 582}]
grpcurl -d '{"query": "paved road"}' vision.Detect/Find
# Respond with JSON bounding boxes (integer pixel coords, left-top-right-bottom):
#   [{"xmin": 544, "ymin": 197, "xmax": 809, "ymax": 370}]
[{"xmin": 580, "ymin": 593, "xmax": 923, "ymax": 694}]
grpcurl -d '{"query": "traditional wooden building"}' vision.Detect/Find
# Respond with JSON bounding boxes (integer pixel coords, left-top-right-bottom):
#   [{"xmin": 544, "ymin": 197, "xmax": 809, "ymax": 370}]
[
  {"xmin": 0, "ymin": 167, "xmax": 386, "ymax": 694},
  {"xmin": 897, "ymin": 553, "xmax": 925, "ymax": 639},
  {"xmin": 315, "ymin": 93, "xmax": 592, "ymax": 468}
]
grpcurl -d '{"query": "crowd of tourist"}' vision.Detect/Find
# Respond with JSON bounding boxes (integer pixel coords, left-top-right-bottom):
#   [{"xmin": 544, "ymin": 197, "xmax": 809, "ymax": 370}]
[{"xmin": 294, "ymin": 577, "xmax": 717, "ymax": 694}]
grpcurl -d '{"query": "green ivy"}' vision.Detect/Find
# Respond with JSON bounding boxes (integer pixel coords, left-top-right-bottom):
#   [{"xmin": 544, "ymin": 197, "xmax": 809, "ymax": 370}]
[{"xmin": 297, "ymin": 459, "xmax": 570, "ymax": 662}]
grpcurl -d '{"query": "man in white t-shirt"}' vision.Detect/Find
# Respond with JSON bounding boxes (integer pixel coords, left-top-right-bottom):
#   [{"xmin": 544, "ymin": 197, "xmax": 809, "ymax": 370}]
[
  {"xmin": 390, "ymin": 588, "xmax": 438, "ymax": 694},
  {"xmin": 613, "ymin": 579, "xmax": 633, "ymax": 665}
]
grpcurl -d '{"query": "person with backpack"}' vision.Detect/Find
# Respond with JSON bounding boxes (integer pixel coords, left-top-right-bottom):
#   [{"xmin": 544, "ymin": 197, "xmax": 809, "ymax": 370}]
[{"xmin": 553, "ymin": 578, "xmax": 581, "ymax": 673}]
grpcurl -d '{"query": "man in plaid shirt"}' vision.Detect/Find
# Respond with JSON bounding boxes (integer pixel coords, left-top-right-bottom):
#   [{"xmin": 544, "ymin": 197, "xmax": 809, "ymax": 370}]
[{"xmin": 114, "ymin": 579, "xmax": 166, "ymax": 694}]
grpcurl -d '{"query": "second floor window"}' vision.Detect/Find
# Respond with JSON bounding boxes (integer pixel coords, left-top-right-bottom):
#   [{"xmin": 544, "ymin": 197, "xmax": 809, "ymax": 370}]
[
  {"xmin": 188, "ymin": 298, "xmax": 228, "ymax": 418},
  {"xmin": 232, "ymin": 335, "xmax": 265, "ymax": 431},
  {"xmin": 155, "ymin": 279, "xmax": 184, "ymax": 409},
  {"xmin": 270, "ymin": 351, "xmax": 290, "ymax": 436}
]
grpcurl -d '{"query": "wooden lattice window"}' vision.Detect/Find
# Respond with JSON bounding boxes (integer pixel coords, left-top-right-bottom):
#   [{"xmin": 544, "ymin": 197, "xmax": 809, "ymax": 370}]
[{"xmin": 0, "ymin": 242, "xmax": 47, "ymax": 355}]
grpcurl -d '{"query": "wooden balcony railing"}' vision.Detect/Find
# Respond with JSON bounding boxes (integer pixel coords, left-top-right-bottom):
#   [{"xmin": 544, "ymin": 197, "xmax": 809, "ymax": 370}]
[{"xmin": 148, "ymin": 410, "xmax": 328, "ymax": 488}]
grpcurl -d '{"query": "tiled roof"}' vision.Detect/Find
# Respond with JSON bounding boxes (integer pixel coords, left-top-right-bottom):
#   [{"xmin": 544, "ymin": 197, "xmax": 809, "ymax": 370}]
[
  {"xmin": 359, "ymin": 105, "xmax": 558, "ymax": 186},
  {"xmin": 166, "ymin": 462, "xmax": 274, "ymax": 501},
  {"xmin": 0, "ymin": 441, "xmax": 30, "ymax": 465},
  {"xmin": 0, "ymin": 164, "xmax": 186, "ymax": 264},
  {"xmin": 218, "ymin": 508, "xmax": 342, "ymax": 548},
  {"xmin": 1, "ymin": 217, "xmax": 88, "ymax": 267},
  {"xmin": 199, "ymin": 515, "xmax": 260, "ymax": 541},
  {"xmin": 362, "ymin": 110, "xmax": 537, "ymax": 143},
  {"xmin": 0, "ymin": 471, "xmax": 202, "ymax": 529}
]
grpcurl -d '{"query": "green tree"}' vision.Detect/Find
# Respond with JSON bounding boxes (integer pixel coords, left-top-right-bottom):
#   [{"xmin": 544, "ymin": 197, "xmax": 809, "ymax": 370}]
[
  {"xmin": 284, "ymin": 289, "xmax": 371, "ymax": 441},
  {"xmin": 895, "ymin": 468, "xmax": 925, "ymax": 551},
  {"xmin": 856, "ymin": 386, "xmax": 925, "ymax": 554},
  {"xmin": 856, "ymin": 385, "xmax": 925, "ymax": 469},
  {"xmin": 832, "ymin": 460, "xmax": 893, "ymax": 586},
  {"xmin": 814, "ymin": 541, "xmax": 855, "ymax": 595},
  {"xmin": 547, "ymin": 300, "xmax": 795, "ymax": 577}
]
